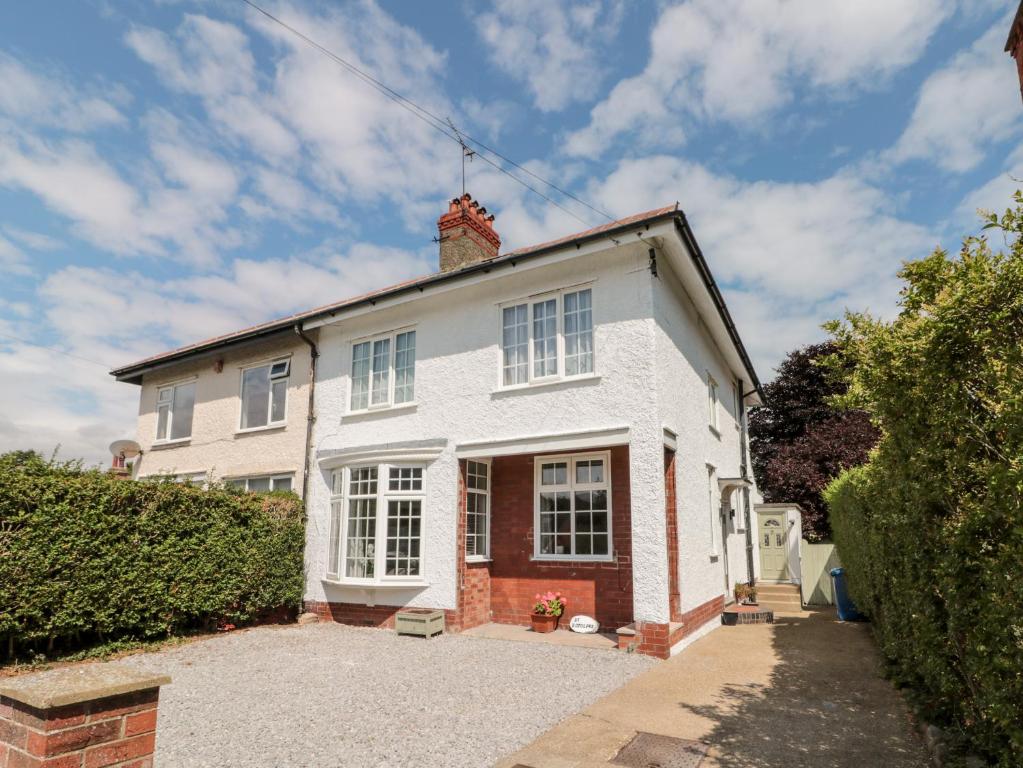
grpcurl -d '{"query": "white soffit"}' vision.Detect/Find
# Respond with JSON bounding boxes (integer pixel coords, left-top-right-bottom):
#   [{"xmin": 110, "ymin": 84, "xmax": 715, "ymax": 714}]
[{"xmin": 455, "ymin": 426, "xmax": 630, "ymax": 458}]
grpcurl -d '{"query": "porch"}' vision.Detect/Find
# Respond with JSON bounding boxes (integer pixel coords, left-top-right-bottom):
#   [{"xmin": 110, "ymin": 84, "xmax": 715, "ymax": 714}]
[{"xmin": 455, "ymin": 441, "xmax": 635, "ymax": 636}]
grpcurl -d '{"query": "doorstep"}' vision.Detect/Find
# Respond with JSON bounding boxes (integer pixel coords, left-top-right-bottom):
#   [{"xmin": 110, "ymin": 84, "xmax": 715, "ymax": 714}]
[{"xmin": 462, "ymin": 622, "xmax": 619, "ymax": 650}]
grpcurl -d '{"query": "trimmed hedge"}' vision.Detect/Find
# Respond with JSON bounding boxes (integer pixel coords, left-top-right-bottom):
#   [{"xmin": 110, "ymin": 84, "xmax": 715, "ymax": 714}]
[
  {"xmin": 0, "ymin": 451, "xmax": 305, "ymax": 658},
  {"xmin": 825, "ymin": 198, "xmax": 1023, "ymax": 765}
]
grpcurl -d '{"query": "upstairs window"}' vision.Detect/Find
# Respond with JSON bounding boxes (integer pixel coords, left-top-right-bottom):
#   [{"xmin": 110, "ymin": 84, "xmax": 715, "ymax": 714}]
[
  {"xmin": 240, "ymin": 358, "xmax": 289, "ymax": 430},
  {"xmin": 707, "ymin": 373, "xmax": 719, "ymax": 433},
  {"xmin": 350, "ymin": 329, "xmax": 416, "ymax": 412},
  {"xmin": 501, "ymin": 287, "xmax": 593, "ymax": 387},
  {"xmin": 155, "ymin": 380, "xmax": 196, "ymax": 442}
]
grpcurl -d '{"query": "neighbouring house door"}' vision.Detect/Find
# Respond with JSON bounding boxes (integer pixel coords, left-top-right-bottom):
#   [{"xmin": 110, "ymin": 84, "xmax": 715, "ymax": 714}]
[{"xmin": 758, "ymin": 512, "xmax": 789, "ymax": 581}]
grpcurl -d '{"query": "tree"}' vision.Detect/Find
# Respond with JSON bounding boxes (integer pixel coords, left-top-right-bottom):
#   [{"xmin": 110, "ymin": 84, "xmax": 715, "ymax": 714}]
[{"xmin": 748, "ymin": 342, "xmax": 878, "ymax": 540}]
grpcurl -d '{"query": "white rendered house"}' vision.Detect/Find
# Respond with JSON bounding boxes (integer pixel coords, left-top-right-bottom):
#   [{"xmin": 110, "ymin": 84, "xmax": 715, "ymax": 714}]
[
  {"xmin": 112, "ymin": 195, "xmax": 764, "ymax": 658},
  {"xmin": 300, "ymin": 196, "xmax": 764, "ymax": 657}
]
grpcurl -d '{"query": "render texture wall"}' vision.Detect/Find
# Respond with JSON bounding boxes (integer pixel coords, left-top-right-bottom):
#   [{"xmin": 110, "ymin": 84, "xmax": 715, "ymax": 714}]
[
  {"xmin": 303, "ymin": 241, "xmax": 669, "ymax": 621},
  {"xmin": 132, "ymin": 332, "xmax": 314, "ymax": 494},
  {"xmin": 651, "ymin": 255, "xmax": 762, "ymax": 613}
]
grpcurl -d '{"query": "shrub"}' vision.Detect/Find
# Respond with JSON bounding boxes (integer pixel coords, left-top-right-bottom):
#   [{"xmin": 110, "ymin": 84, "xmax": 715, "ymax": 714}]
[
  {"xmin": 0, "ymin": 451, "xmax": 305, "ymax": 660},
  {"xmin": 825, "ymin": 195, "xmax": 1023, "ymax": 765}
]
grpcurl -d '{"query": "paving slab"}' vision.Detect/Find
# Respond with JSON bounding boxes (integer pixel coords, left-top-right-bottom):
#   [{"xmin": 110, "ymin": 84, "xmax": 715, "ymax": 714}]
[{"xmin": 499, "ymin": 609, "xmax": 929, "ymax": 768}]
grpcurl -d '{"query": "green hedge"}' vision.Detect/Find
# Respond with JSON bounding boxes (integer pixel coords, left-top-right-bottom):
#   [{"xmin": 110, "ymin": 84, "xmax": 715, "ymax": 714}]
[
  {"xmin": 0, "ymin": 451, "xmax": 305, "ymax": 658},
  {"xmin": 825, "ymin": 198, "xmax": 1023, "ymax": 765}
]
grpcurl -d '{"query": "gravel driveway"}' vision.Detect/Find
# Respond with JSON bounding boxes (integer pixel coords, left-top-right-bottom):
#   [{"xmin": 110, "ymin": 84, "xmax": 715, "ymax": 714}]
[{"xmin": 112, "ymin": 622, "xmax": 655, "ymax": 768}]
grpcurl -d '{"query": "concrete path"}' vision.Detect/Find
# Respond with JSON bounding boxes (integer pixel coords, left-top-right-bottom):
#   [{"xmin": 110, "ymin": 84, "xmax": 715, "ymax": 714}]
[{"xmin": 497, "ymin": 609, "xmax": 930, "ymax": 768}]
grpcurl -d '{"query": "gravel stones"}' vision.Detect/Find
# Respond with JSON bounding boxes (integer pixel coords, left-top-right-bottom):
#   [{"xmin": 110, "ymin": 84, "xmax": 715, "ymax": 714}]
[{"xmin": 112, "ymin": 622, "xmax": 656, "ymax": 767}]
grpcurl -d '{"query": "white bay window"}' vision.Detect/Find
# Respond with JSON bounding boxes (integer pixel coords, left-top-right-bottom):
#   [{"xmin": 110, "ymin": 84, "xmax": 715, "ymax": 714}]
[
  {"xmin": 326, "ymin": 463, "xmax": 426, "ymax": 583},
  {"xmin": 350, "ymin": 329, "xmax": 416, "ymax": 412},
  {"xmin": 534, "ymin": 452, "xmax": 611, "ymax": 560},
  {"xmin": 501, "ymin": 287, "xmax": 593, "ymax": 387}
]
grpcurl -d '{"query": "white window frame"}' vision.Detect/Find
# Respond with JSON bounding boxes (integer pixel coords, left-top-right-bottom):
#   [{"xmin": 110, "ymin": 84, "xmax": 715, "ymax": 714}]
[
  {"xmin": 465, "ymin": 459, "xmax": 491, "ymax": 562},
  {"xmin": 227, "ymin": 474, "xmax": 294, "ymax": 493},
  {"xmin": 498, "ymin": 284, "xmax": 595, "ymax": 389},
  {"xmin": 533, "ymin": 450, "xmax": 613, "ymax": 562},
  {"xmin": 348, "ymin": 327, "xmax": 417, "ymax": 413},
  {"xmin": 154, "ymin": 378, "xmax": 197, "ymax": 444},
  {"xmin": 707, "ymin": 373, "xmax": 720, "ymax": 434},
  {"xmin": 732, "ymin": 380, "xmax": 742, "ymax": 430},
  {"xmin": 327, "ymin": 462, "xmax": 428, "ymax": 586},
  {"xmin": 707, "ymin": 464, "xmax": 720, "ymax": 557},
  {"xmin": 237, "ymin": 357, "xmax": 290, "ymax": 433}
]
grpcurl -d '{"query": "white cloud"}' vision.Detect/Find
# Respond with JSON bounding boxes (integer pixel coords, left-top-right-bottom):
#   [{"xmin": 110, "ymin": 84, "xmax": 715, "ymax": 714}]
[
  {"xmin": 565, "ymin": 0, "xmax": 954, "ymax": 156},
  {"xmin": 0, "ymin": 115, "xmax": 245, "ymax": 266},
  {"xmin": 0, "ymin": 52, "xmax": 126, "ymax": 131},
  {"xmin": 3, "ymin": 226, "xmax": 64, "ymax": 251},
  {"xmin": 889, "ymin": 20, "xmax": 1021, "ymax": 173},
  {"xmin": 126, "ymin": 4, "xmax": 461, "ymax": 228},
  {"xmin": 474, "ymin": 0, "xmax": 623, "ymax": 112},
  {"xmin": 0, "ymin": 241, "xmax": 434, "ymax": 465},
  {"xmin": 0, "ymin": 234, "xmax": 32, "ymax": 276}
]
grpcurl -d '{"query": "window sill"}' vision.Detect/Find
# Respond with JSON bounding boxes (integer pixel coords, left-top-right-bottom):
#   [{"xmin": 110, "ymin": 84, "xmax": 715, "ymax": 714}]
[
  {"xmin": 343, "ymin": 402, "xmax": 418, "ymax": 421},
  {"xmin": 235, "ymin": 423, "xmax": 287, "ymax": 436},
  {"xmin": 491, "ymin": 374, "xmax": 600, "ymax": 397},
  {"xmin": 150, "ymin": 438, "xmax": 190, "ymax": 450},
  {"xmin": 530, "ymin": 555, "xmax": 614, "ymax": 564},
  {"xmin": 321, "ymin": 577, "xmax": 428, "ymax": 589},
  {"xmin": 465, "ymin": 556, "xmax": 492, "ymax": 564},
  {"xmin": 708, "ymin": 425, "xmax": 721, "ymax": 439}
]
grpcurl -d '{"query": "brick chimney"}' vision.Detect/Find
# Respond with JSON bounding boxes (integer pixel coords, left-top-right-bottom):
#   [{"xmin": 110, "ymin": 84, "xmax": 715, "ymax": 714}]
[{"xmin": 437, "ymin": 193, "xmax": 501, "ymax": 272}]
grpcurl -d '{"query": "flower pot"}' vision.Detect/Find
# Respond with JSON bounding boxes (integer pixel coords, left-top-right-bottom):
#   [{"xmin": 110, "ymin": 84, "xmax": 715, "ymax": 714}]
[{"xmin": 530, "ymin": 613, "xmax": 558, "ymax": 633}]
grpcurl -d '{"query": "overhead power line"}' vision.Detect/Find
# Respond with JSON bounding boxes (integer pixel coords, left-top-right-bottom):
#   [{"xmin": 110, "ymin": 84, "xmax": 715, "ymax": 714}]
[
  {"xmin": 0, "ymin": 331, "xmax": 113, "ymax": 369},
  {"xmin": 238, "ymin": 0, "xmax": 615, "ymax": 229}
]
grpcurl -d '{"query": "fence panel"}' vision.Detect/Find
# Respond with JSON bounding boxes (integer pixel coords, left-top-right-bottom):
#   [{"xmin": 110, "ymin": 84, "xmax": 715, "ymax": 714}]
[{"xmin": 800, "ymin": 540, "xmax": 841, "ymax": 605}]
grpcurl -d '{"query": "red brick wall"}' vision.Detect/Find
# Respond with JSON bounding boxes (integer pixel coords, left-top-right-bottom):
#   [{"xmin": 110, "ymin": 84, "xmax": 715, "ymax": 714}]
[
  {"xmin": 455, "ymin": 460, "xmax": 492, "ymax": 631},
  {"xmin": 304, "ymin": 600, "xmax": 458, "ymax": 630},
  {"xmin": 664, "ymin": 448, "xmax": 682, "ymax": 622},
  {"xmin": 488, "ymin": 446, "xmax": 633, "ymax": 630},
  {"xmin": 618, "ymin": 595, "xmax": 725, "ymax": 659},
  {"xmin": 0, "ymin": 688, "xmax": 161, "ymax": 768}
]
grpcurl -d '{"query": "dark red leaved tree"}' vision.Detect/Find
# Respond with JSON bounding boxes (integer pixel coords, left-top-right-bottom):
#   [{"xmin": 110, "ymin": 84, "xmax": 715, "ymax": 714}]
[{"xmin": 748, "ymin": 343, "xmax": 878, "ymax": 540}]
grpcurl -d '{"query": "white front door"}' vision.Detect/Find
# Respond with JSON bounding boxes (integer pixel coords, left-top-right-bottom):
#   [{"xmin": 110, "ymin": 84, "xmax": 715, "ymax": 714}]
[{"xmin": 758, "ymin": 512, "xmax": 788, "ymax": 581}]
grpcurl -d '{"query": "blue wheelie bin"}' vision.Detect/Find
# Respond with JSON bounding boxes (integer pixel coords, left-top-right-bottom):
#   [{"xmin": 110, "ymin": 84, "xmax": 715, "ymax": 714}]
[{"xmin": 831, "ymin": 567, "xmax": 866, "ymax": 621}]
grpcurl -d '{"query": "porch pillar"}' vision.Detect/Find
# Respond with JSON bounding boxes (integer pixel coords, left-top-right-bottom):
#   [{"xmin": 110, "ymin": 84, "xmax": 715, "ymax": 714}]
[{"xmin": 628, "ymin": 432, "xmax": 671, "ymax": 627}]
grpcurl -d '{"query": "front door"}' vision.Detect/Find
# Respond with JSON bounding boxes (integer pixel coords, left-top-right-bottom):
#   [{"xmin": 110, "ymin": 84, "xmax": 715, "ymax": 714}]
[{"xmin": 758, "ymin": 512, "xmax": 788, "ymax": 581}]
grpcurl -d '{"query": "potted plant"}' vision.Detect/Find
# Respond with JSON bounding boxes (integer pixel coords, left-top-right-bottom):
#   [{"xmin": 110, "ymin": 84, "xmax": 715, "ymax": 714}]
[
  {"xmin": 734, "ymin": 582, "xmax": 758, "ymax": 605},
  {"xmin": 531, "ymin": 591, "xmax": 566, "ymax": 633}
]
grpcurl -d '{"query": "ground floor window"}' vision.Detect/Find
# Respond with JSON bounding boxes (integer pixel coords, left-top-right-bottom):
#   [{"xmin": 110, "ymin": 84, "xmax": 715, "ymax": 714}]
[
  {"xmin": 227, "ymin": 474, "xmax": 293, "ymax": 492},
  {"xmin": 327, "ymin": 463, "xmax": 425, "ymax": 583},
  {"xmin": 534, "ymin": 452, "xmax": 611, "ymax": 560},
  {"xmin": 465, "ymin": 460, "xmax": 490, "ymax": 560}
]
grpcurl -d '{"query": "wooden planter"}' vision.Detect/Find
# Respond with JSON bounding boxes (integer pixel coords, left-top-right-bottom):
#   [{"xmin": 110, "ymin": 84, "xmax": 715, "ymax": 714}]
[{"xmin": 530, "ymin": 613, "xmax": 559, "ymax": 633}]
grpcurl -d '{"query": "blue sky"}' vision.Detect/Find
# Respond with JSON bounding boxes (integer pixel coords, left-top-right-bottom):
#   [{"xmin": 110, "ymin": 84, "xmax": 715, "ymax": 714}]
[{"xmin": 0, "ymin": 0, "xmax": 1019, "ymax": 464}]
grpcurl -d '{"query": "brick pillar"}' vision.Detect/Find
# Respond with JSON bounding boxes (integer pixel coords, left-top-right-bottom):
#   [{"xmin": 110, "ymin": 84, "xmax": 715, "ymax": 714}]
[{"xmin": 0, "ymin": 666, "xmax": 169, "ymax": 768}]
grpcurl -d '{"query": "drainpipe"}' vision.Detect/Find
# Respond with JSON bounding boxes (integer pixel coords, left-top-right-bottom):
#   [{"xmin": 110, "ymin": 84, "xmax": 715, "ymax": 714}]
[
  {"xmin": 294, "ymin": 324, "xmax": 318, "ymax": 502},
  {"xmin": 738, "ymin": 378, "xmax": 755, "ymax": 586}
]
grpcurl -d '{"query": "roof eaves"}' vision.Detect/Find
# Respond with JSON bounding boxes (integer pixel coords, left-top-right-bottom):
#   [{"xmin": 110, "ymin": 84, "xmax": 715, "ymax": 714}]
[{"xmin": 109, "ymin": 205, "xmax": 682, "ymax": 382}]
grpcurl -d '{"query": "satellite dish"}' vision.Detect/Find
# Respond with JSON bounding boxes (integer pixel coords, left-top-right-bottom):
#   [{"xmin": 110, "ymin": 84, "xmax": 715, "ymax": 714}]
[{"xmin": 109, "ymin": 439, "xmax": 141, "ymax": 459}]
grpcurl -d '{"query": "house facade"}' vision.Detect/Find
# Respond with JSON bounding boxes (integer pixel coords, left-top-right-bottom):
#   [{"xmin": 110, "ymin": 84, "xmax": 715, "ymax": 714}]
[
  {"xmin": 111, "ymin": 196, "xmax": 764, "ymax": 658},
  {"xmin": 111, "ymin": 324, "xmax": 317, "ymax": 496}
]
